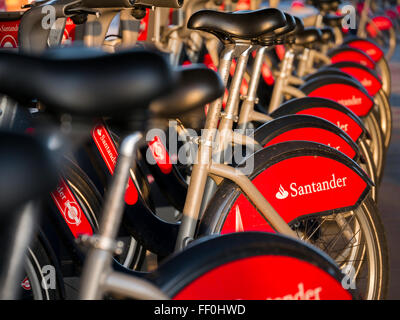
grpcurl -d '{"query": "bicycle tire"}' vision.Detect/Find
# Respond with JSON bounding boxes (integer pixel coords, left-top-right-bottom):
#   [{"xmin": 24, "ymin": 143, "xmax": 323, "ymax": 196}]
[
  {"xmin": 20, "ymin": 233, "xmax": 64, "ymax": 300},
  {"xmin": 153, "ymin": 232, "xmax": 356, "ymax": 300}
]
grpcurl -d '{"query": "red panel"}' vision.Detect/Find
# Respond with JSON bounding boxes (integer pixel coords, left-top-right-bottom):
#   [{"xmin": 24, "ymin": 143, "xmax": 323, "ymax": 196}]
[
  {"xmin": 92, "ymin": 123, "xmax": 138, "ymax": 205},
  {"xmin": 367, "ymin": 16, "xmax": 393, "ymax": 38},
  {"xmin": 148, "ymin": 136, "xmax": 172, "ymax": 174},
  {"xmin": 137, "ymin": 9, "xmax": 150, "ymax": 41},
  {"xmin": 264, "ymin": 127, "xmax": 356, "ymax": 159},
  {"xmin": 296, "ymin": 107, "xmax": 363, "ymax": 142},
  {"xmin": 174, "ymin": 255, "xmax": 352, "ymax": 300},
  {"xmin": 61, "ymin": 18, "xmax": 76, "ymax": 45},
  {"xmin": 347, "ymin": 39, "xmax": 383, "ymax": 62},
  {"xmin": 0, "ymin": 20, "xmax": 19, "ymax": 48},
  {"xmin": 330, "ymin": 50, "xmax": 375, "ymax": 69},
  {"xmin": 307, "ymin": 83, "xmax": 374, "ymax": 117},
  {"xmin": 291, "ymin": 0, "xmax": 305, "ymax": 9},
  {"xmin": 221, "ymin": 156, "xmax": 367, "ymax": 234},
  {"xmin": 51, "ymin": 178, "xmax": 94, "ymax": 238},
  {"xmin": 339, "ymin": 66, "xmax": 381, "ymax": 96},
  {"xmin": 236, "ymin": 0, "xmax": 250, "ymax": 10},
  {"xmin": 275, "ymin": 44, "xmax": 286, "ymax": 61},
  {"xmin": 261, "ymin": 62, "xmax": 275, "ymax": 85}
]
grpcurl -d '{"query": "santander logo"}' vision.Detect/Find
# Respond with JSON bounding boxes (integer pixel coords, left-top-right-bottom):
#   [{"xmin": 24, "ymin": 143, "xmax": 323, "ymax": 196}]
[
  {"xmin": 275, "ymin": 185, "xmax": 289, "ymax": 199},
  {"xmin": 21, "ymin": 277, "xmax": 31, "ymax": 291},
  {"xmin": 64, "ymin": 200, "xmax": 82, "ymax": 226},
  {"xmin": 53, "ymin": 185, "xmax": 82, "ymax": 226},
  {"xmin": 151, "ymin": 139, "xmax": 166, "ymax": 162},
  {"xmin": 275, "ymin": 174, "xmax": 348, "ymax": 200}
]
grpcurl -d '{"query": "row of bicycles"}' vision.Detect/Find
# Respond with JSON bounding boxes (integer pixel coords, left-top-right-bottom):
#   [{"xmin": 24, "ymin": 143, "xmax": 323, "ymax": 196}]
[{"xmin": 0, "ymin": 0, "xmax": 395, "ymax": 300}]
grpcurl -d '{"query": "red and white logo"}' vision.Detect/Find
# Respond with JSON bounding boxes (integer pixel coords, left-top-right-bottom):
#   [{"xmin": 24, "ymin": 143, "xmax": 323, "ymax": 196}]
[
  {"xmin": 148, "ymin": 136, "xmax": 172, "ymax": 174},
  {"xmin": 92, "ymin": 123, "xmax": 138, "ymax": 205},
  {"xmin": 21, "ymin": 277, "xmax": 31, "ymax": 291},
  {"xmin": 63, "ymin": 200, "xmax": 81, "ymax": 226},
  {"xmin": 0, "ymin": 21, "xmax": 19, "ymax": 48},
  {"xmin": 275, "ymin": 174, "xmax": 348, "ymax": 200},
  {"xmin": 51, "ymin": 179, "xmax": 93, "ymax": 238}
]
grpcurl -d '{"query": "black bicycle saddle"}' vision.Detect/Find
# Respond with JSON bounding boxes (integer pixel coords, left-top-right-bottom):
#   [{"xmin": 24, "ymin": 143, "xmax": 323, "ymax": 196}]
[
  {"xmin": 257, "ymin": 13, "xmax": 297, "ymax": 45},
  {"xmin": 0, "ymin": 48, "xmax": 175, "ymax": 121},
  {"xmin": 187, "ymin": 8, "xmax": 287, "ymax": 43},
  {"xmin": 284, "ymin": 16, "xmax": 305, "ymax": 44},
  {"xmin": 294, "ymin": 27, "xmax": 323, "ymax": 47},
  {"xmin": 323, "ymin": 13, "xmax": 344, "ymax": 28},
  {"xmin": 320, "ymin": 27, "xmax": 335, "ymax": 43},
  {"xmin": 274, "ymin": 13, "xmax": 297, "ymax": 38},
  {"xmin": 0, "ymin": 131, "xmax": 58, "ymax": 213},
  {"xmin": 150, "ymin": 65, "xmax": 224, "ymax": 120},
  {"xmin": 308, "ymin": 0, "xmax": 341, "ymax": 12}
]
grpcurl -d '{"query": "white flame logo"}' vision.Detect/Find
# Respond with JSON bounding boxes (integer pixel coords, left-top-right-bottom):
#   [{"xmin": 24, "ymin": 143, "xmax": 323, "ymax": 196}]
[
  {"xmin": 64, "ymin": 201, "xmax": 81, "ymax": 225},
  {"xmin": 275, "ymin": 184, "xmax": 289, "ymax": 200}
]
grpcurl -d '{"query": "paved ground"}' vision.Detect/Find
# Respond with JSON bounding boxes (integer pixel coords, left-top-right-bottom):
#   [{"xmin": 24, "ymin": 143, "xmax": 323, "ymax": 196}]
[{"xmin": 378, "ymin": 47, "xmax": 400, "ymax": 299}]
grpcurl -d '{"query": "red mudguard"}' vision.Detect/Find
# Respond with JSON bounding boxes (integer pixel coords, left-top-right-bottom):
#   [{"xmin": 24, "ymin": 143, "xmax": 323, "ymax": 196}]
[
  {"xmin": 92, "ymin": 123, "xmax": 138, "ymax": 205},
  {"xmin": 330, "ymin": 48, "xmax": 375, "ymax": 69},
  {"xmin": 51, "ymin": 178, "xmax": 93, "ymax": 238},
  {"xmin": 344, "ymin": 38, "xmax": 384, "ymax": 62},
  {"xmin": 265, "ymin": 127, "xmax": 357, "ymax": 159},
  {"xmin": 222, "ymin": 153, "xmax": 369, "ymax": 234}
]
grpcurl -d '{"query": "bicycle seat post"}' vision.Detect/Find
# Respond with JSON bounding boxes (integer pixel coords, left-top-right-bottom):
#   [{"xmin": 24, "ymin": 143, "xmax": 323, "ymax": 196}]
[
  {"xmin": 198, "ymin": 41, "xmax": 254, "ymax": 215},
  {"xmin": 215, "ymin": 41, "xmax": 254, "ymax": 162},
  {"xmin": 175, "ymin": 43, "xmax": 236, "ymax": 250},
  {"xmin": 79, "ymin": 132, "xmax": 143, "ymax": 299},
  {"xmin": 237, "ymin": 45, "xmax": 273, "ymax": 129},
  {"xmin": 268, "ymin": 47, "xmax": 296, "ymax": 112}
]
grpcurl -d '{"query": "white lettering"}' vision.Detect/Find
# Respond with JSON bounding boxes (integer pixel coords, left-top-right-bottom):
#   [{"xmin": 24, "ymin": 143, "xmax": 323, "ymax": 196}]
[
  {"xmin": 266, "ymin": 283, "xmax": 323, "ymax": 300},
  {"xmin": 338, "ymin": 95, "xmax": 362, "ymax": 107},
  {"xmin": 280, "ymin": 174, "xmax": 348, "ymax": 199}
]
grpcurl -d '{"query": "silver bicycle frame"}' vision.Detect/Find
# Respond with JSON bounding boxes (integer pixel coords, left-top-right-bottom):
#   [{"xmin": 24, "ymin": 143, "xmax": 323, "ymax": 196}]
[{"xmin": 79, "ymin": 133, "xmax": 169, "ymax": 300}]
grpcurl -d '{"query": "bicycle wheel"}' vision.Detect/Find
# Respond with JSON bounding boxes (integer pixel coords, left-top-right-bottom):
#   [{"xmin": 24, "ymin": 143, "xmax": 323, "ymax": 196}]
[
  {"xmin": 198, "ymin": 146, "xmax": 389, "ymax": 299},
  {"xmin": 363, "ymin": 112, "xmax": 385, "ymax": 181},
  {"xmin": 19, "ymin": 233, "xmax": 64, "ymax": 300},
  {"xmin": 154, "ymin": 232, "xmax": 355, "ymax": 300}
]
